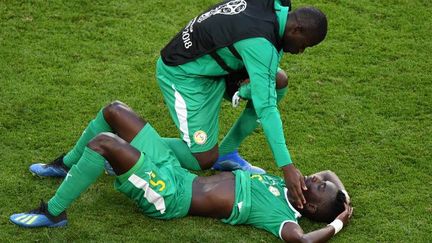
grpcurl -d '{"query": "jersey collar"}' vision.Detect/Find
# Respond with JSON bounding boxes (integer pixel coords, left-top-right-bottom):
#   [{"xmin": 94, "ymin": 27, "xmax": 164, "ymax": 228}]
[{"xmin": 284, "ymin": 188, "xmax": 302, "ymax": 219}]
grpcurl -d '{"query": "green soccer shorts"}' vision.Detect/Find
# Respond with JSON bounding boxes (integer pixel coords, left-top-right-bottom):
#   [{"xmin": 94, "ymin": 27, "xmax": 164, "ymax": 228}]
[
  {"xmin": 114, "ymin": 123, "xmax": 197, "ymax": 220},
  {"xmin": 156, "ymin": 58, "xmax": 225, "ymax": 153},
  {"xmin": 222, "ymin": 170, "xmax": 252, "ymax": 225}
]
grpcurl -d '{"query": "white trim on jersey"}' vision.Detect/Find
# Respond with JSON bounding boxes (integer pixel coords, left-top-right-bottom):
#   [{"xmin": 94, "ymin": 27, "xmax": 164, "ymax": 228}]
[
  {"xmin": 278, "ymin": 188, "xmax": 302, "ymax": 240},
  {"xmin": 284, "ymin": 187, "xmax": 302, "ymax": 219},
  {"xmin": 129, "ymin": 174, "xmax": 166, "ymax": 214},
  {"xmin": 172, "ymin": 84, "xmax": 191, "ymax": 147}
]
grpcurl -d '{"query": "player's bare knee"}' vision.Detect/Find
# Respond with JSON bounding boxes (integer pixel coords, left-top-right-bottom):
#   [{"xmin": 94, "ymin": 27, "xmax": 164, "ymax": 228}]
[
  {"xmin": 197, "ymin": 157, "xmax": 217, "ymax": 170},
  {"xmin": 276, "ymin": 70, "xmax": 288, "ymax": 89},
  {"xmin": 195, "ymin": 150, "xmax": 219, "ymax": 170},
  {"xmin": 103, "ymin": 100, "xmax": 130, "ymax": 120},
  {"xmin": 87, "ymin": 132, "xmax": 119, "ymax": 155}
]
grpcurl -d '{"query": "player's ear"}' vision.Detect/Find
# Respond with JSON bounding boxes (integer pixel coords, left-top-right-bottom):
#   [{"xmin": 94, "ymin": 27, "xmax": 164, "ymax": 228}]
[{"xmin": 293, "ymin": 25, "xmax": 303, "ymax": 34}]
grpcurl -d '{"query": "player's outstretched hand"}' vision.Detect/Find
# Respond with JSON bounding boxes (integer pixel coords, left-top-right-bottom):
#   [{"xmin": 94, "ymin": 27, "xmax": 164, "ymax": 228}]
[
  {"xmin": 336, "ymin": 202, "xmax": 353, "ymax": 226},
  {"xmin": 282, "ymin": 164, "xmax": 307, "ymax": 209}
]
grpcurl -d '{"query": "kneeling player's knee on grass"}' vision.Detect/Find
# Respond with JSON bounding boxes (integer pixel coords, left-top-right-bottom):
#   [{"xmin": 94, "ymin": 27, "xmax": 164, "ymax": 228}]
[
  {"xmin": 276, "ymin": 70, "xmax": 288, "ymax": 89},
  {"xmin": 195, "ymin": 150, "xmax": 219, "ymax": 170},
  {"xmin": 88, "ymin": 132, "xmax": 120, "ymax": 155}
]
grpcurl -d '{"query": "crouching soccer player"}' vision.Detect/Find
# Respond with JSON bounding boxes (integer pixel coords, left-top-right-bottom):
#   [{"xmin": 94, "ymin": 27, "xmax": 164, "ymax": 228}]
[{"xmin": 10, "ymin": 101, "xmax": 352, "ymax": 242}]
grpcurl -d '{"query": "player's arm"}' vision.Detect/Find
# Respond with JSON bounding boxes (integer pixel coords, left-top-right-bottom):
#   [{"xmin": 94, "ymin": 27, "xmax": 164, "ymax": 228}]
[
  {"xmin": 234, "ymin": 38, "xmax": 306, "ymax": 208},
  {"xmin": 281, "ymin": 203, "xmax": 353, "ymax": 242},
  {"xmin": 233, "ymin": 68, "xmax": 288, "ymax": 101},
  {"xmin": 310, "ymin": 170, "xmax": 350, "ymax": 203}
]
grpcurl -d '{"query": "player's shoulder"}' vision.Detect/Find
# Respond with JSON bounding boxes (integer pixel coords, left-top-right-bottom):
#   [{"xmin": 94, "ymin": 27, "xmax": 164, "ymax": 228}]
[{"xmin": 233, "ymin": 37, "xmax": 278, "ymax": 54}]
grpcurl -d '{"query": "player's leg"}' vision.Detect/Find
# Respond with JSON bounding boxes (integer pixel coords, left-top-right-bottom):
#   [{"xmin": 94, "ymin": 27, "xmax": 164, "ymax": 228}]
[
  {"xmin": 115, "ymin": 119, "xmax": 198, "ymax": 220},
  {"xmin": 10, "ymin": 132, "xmax": 141, "ymax": 228},
  {"xmin": 160, "ymin": 79, "xmax": 222, "ymax": 169},
  {"xmin": 155, "ymin": 59, "xmax": 201, "ymax": 170},
  {"xmin": 29, "ymin": 106, "xmax": 113, "ymax": 177},
  {"xmin": 156, "ymin": 59, "xmax": 224, "ymax": 170},
  {"xmin": 29, "ymin": 101, "xmax": 145, "ymax": 177},
  {"xmin": 215, "ymin": 69, "xmax": 288, "ymax": 173}
]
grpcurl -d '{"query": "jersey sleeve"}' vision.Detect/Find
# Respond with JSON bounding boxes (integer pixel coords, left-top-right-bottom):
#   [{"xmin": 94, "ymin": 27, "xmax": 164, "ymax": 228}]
[{"xmin": 234, "ymin": 38, "xmax": 292, "ymax": 167}]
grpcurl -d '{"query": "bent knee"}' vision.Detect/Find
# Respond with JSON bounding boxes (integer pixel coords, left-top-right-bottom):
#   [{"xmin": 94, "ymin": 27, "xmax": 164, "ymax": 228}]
[
  {"xmin": 103, "ymin": 100, "xmax": 130, "ymax": 119},
  {"xmin": 194, "ymin": 150, "xmax": 219, "ymax": 170},
  {"xmin": 87, "ymin": 132, "xmax": 120, "ymax": 153},
  {"xmin": 276, "ymin": 70, "xmax": 288, "ymax": 89}
]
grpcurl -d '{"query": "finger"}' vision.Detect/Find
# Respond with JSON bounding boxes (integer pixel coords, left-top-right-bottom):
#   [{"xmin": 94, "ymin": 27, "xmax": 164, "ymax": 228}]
[
  {"xmin": 295, "ymin": 182, "xmax": 306, "ymax": 204},
  {"xmin": 290, "ymin": 185, "xmax": 304, "ymax": 209},
  {"xmin": 293, "ymin": 189, "xmax": 303, "ymax": 209},
  {"xmin": 294, "ymin": 172, "xmax": 307, "ymax": 202},
  {"xmin": 345, "ymin": 202, "xmax": 350, "ymax": 208},
  {"xmin": 300, "ymin": 174, "xmax": 307, "ymax": 191},
  {"xmin": 344, "ymin": 203, "xmax": 350, "ymax": 211},
  {"xmin": 346, "ymin": 206, "xmax": 352, "ymax": 218}
]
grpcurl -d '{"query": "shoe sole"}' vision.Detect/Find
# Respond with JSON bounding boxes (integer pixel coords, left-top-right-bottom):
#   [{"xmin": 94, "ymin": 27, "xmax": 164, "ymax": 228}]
[
  {"xmin": 29, "ymin": 169, "xmax": 65, "ymax": 179},
  {"xmin": 30, "ymin": 170, "xmax": 47, "ymax": 179},
  {"xmin": 10, "ymin": 219, "xmax": 68, "ymax": 228}
]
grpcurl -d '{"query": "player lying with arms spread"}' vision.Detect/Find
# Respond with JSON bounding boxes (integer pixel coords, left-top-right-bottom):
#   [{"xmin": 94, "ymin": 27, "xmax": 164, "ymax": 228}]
[{"xmin": 10, "ymin": 101, "xmax": 352, "ymax": 242}]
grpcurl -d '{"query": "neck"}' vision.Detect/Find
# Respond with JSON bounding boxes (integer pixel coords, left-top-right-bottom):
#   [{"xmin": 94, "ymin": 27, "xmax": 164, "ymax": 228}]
[
  {"xmin": 288, "ymin": 198, "xmax": 305, "ymax": 214},
  {"xmin": 284, "ymin": 189, "xmax": 303, "ymax": 218}
]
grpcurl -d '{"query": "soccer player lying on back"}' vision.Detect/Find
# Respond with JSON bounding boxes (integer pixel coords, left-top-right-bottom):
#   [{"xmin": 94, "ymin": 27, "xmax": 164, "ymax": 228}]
[{"xmin": 10, "ymin": 101, "xmax": 352, "ymax": 242}]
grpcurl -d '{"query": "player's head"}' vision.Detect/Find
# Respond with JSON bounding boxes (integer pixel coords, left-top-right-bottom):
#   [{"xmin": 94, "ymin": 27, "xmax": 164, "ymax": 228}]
[
  {"xmin": 283, "ymin": 7, "xmax": 328, "ymax": 54},
  {"xmin": 300, "ymin": 175, "xmax": 346, "ymax": 223}
]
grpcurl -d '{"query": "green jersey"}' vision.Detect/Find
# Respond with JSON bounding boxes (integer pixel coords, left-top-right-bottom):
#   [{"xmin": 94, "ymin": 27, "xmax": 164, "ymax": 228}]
[
  {"xmin": 223, "ymin": 170, "xmax": 301, "ymax": 240},
  {"xmin": 116, "ymin": 127, "xmax": 299, "ymax": 238}
]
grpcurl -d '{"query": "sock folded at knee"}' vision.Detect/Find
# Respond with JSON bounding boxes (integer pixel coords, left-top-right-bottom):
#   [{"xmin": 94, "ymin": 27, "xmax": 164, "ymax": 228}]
[
  {"xmin": 161, "ymin": 138, "xmax": 201, "ymax": 171},
  {"xmin": 48, "ymin": 147, "xmax": 105, "ymax": 216},
  {"xmin": 63, "ymin": 109, "xmax": 112, "ymax": 168}
]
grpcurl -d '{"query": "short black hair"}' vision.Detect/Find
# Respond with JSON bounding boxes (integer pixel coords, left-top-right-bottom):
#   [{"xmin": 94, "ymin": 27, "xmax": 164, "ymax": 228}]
[
  {"xmin": 317, "ymin": 190, "xmax": 347, "ymax": 223},
  {"xmin": 295, "ymin": 7, "xmax": 328, "ymax": 44}
]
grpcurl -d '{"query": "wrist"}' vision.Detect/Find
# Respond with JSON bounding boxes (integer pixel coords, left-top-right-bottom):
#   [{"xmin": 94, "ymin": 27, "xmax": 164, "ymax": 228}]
[
  {"xmin": 281, "ymin": 163, "xmax": 294, "ymax": 173},
  {"xmin": 328, "ymin": 219, "xmax": 343, "ymax": 235}
]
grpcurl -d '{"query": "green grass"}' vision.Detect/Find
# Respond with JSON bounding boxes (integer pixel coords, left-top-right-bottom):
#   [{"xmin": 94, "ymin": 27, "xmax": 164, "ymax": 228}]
[{"xmin": 1, "ymin": 0, "xmax": 431, "ymax": 241}]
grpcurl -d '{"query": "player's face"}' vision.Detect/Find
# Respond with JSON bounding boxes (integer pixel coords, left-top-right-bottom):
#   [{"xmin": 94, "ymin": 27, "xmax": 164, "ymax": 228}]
[
  {"xmin": 283, "ymin": 34, "xmax": 309, "ymax": 54},
  {"xmin": 283, "ymin": 31, "xmax": 322, "ymax": 54},
  {"xmin": 303, "ymin": 175, "xmax": 338, "ymax": 204}
]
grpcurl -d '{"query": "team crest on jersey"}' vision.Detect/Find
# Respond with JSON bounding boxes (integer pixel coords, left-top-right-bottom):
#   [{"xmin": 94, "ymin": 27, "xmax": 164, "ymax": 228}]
[
  {"xmin": 193, "ymin": 130, "xmax": 208, "ymax": 145},
  {"xmin": 197, "ymin": 0, "xmax": 247, "ymax": 23},
  {"xmin": 269, "ymin": 186, "xmax": 280, "ymax": 197}
]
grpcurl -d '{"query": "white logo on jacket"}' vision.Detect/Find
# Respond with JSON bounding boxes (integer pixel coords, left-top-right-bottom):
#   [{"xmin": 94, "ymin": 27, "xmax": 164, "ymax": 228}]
[
  {"xmin": 182, "ymin": 0, "xmax": 247, "ymax": 49},
  {"xmin": 198, "ymin": 0, "xmax": 247, "ymax": 23}
]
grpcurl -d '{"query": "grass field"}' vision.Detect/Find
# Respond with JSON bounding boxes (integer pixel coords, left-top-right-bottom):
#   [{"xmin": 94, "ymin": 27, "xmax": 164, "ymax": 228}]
[{"xmin": 1, "ymin": 0, "xmax": 431, "ymax": 242}]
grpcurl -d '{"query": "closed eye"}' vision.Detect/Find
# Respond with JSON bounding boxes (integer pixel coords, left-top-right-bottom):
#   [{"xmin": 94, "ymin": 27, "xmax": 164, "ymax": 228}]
[{"xmin": 319, "ymin": 182, "xmax": 327, "ymax": 191}]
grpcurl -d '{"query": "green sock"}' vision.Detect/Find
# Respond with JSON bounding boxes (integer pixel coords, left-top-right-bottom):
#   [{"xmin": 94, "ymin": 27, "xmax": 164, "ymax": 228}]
[
  {"xmin": 219, "ymin": 87, "xmax": 288, "ymax": 156},
  {"xmin": 63, "ymin": 109, "xmax": 112, "ymax": 168},
  {"xmin": 48, "ymin": 147, "xmax": 105, "ymax": 216},
  {"xmin": 276, "ymin": 86, "xmax": 287, "ymax": 103},
  {"xmin": 219, "ymin": 107, "xmax": 258, "ymax": 156},
  {"xmin": 161, "ymin": 138, "xmax": 201, "ymax": 170}
]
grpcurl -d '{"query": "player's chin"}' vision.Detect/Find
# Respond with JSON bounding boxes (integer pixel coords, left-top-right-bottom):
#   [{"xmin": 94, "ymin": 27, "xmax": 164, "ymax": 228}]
[{"xmin": 283, "ymin": 46, "xmax": 300, "ymax": 54}]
